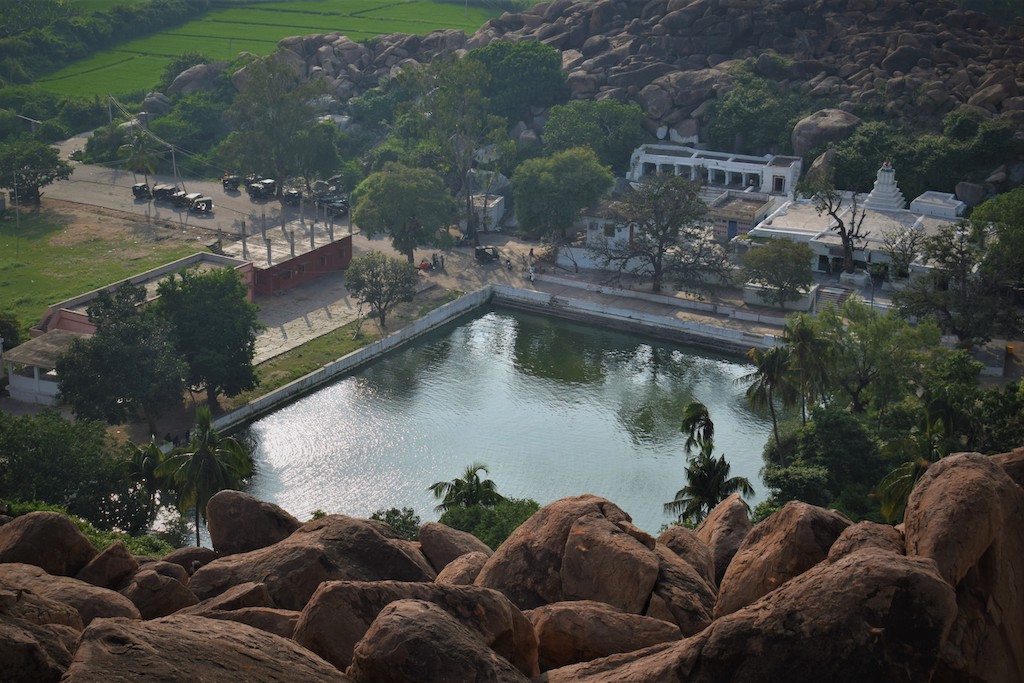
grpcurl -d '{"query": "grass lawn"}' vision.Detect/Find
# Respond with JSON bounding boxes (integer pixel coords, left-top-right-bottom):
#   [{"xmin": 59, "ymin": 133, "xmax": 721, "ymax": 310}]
[
  {"xmin": 37, "ymin": 0, "xmax": 499, "ymax": 98},
  {"xmin": 0, "ymin": 207, "xmax": 198, "ymax": 338}
]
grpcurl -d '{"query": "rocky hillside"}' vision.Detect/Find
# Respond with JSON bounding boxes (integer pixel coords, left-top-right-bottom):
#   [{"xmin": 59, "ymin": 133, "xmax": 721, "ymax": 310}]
[
  {"xmin": 173, "ymin": 0, "xmax": 1024, "ymax": 159},
  {"xmin": 1, "ymin": 449, "xmax": 1022, "ymax": 681}
]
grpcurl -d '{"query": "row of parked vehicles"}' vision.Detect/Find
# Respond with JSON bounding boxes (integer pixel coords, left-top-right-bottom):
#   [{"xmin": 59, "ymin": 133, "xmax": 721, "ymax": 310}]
[{"xmin": 132, "ymin": 182, "xmax": 213, "ymax": 213}]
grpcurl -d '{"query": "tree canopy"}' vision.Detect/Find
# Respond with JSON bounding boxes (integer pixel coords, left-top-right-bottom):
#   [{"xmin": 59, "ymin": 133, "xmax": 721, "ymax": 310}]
[
  {"xmin": 512, "ymin": 147, "xmax": 613, "ymax": 241},
  {"xmin": 470, "ymin": 41, "xmax": 565, "ymax": 122},
  {"xmin": 428, "ymin": 462, "xmax": 505, "ymax": 513},
  {"xmin": 0, "ymin": 139, "xmax": 72, "ymax": 203},
  {"xmin": 344, "ymin": 251, "xmax": 419, "ymax": 328},
  {"xmin": 742, "ymin": 238, "xmax": 814, "ymax": 309},
  {"xmin": 543, "ymin": 100, "xmax": 644, "ymax": 173}
]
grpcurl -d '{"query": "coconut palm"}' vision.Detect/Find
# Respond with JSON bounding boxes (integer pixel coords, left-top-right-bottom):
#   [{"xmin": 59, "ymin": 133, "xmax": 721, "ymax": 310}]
[
  {"xmin": 681, "ymin": 401, "xmax": 714, "ymax": 457},
  {"xmin": 664, "ymin": 451, "xmax": 754, "ymax": 525},
  {"xmin": 740, "ymin": 346, "xmax": 798, "ymax": 458},
  {"xmin": 119, "ymin": 129, "xmax": 159, "ymax": 191},
  {"xmin": 156, "ymin": 405, "xmax": 254, "ymax": 546},
  {"xmin": 782, "ymin": 314, "xmax": 830, "ymax": 424},
  {"xmin": 124, "ymin": 436, "xmax": 166, "ymax": 525},
  {"xmin": 428, "ymin": 462, "xmax": 505, "ymax": 513},
  {"xmin": 876, "ymin": 416, "xmax": 949, "ymax": 523}
]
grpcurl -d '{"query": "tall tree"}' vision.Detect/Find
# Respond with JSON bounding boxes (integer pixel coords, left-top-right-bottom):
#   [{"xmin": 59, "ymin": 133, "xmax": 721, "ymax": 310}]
[
  {"xmin": 119, "ymin": 128, "xmax": 160, "ymax": 190},
  {"xmin": 124, "ymin": 437, "xmax": 167, "ymax": 525},
  {"xmin": 799, "ymin": 169, "xmax": 868, "ymax": 275},
  {"xmin": 0, "ymin": 139, "xmax": 73, "ymax": 203},
  {"xmin": 781, "ymin": 313, "xmax": 829, "ymax": 424},
  {"xmin": 294, "ymin": 121, "xmax": 341, "ymax": 192},
  {"xmin": 742, "ymin": 239, "xmax": 814, "ymax": 309},
  {"xmin": 343, "ymin": 251, "xmax": 419, "ymax": 328},
  {"xmin": 681, "ymin": 401, "xmax": 715, "ymax": 457},
  {"xmin": 353, "ymin": 163, "xmax": 457, "ymax": 264},
  {"xmin": 470, "ymin": 41, "xmax": 565, "ymax": 123},
  {"xmin": 56, "ymin": 284, "xmax": 186, "ymax": 432},
  {"xmin": 154, "ymin": 267, "xmax": 262, "ymax": 407},
  {"xmin": 543, "ymin": 100, "xmax": 644, "ymax": 173},
  {"xmin": 741, "ymin": 346, "xmax": 797, "ymax": 452},
  {"xmin": 880, "ymin": 224, "xmax": 926, "ymax": 280},
  {"xmin": 512, "ymin": 147, "xmax": 614, "ymax": 242},
  {"xmin": 428, "ymin": 462, "xmax": 505, "ymax": 513},
  {"xmin": 157, "ymin": 405, "xmax": 253, "ymax": 546},
  {"xmin": 589, "ymin": 173, "xmax": 728, "ymax": 294}
]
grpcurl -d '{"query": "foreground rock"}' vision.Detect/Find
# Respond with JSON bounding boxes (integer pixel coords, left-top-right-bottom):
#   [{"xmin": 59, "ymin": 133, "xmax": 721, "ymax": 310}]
[
  {"xmin": 904, "ymin": 453, "xmax": 1024, "ymax": 683},
  {"xmin": 188, "ymin": 515, "xmax": 436, "ymax": 610},
  {"xmin": 62, "ymin": 614, "xmax": 353, "ymax": 682},
  {"xmin": 540, "ymin": 548, "xmax": 956, "ymax": 683},
  {"xmin": 0, "ymin": 616, "xmax": 77, "ymax": 683},
  {"xmin": 292, "ymin": 580, "xmax": 538, "ymax": 676},
  {"xmin": 348, "ymin": 600, "xmax": 530, "ymax": 683},
  {"xmin": 434, "ymin": 550, "xmax": 489, "ymax": 585},
  {"xmin": 0, "ymin": 563, "xmax": 140, "ymax": 626},
  {"xmin": 656, "ymin": 526, "xmax": 715, "ymax": 586},
  {"xmin": 418, "ymin": 521, "xmax": 493, "ymax": 573},
  {"xmin": 75, "ymin": 542, "xmax": 138, "ymax": 590},
  {"xmin": 694, "ymin": 494, "xmax": 751, "ymax": 586},
  {"xmin": 526, "ymin": 600, "xmax": 681, "ymax": 671},
  {"xmin": 715, "ymin": 501, "xmax": 850, "ymax": 617},
  {"xmin": 119, "ymin": 569, "xmax": 199, "ymax": 619},
  {"xmin": 645, "ymin": 545, "xmax": 715, "ymax": 635},
  {"xmin": 206, "ymin": 490, "xmax": 302, "ymax": 556},
  {"xmin": 0, "ymin": 512, "xmax": 96, "ymax": 576}
]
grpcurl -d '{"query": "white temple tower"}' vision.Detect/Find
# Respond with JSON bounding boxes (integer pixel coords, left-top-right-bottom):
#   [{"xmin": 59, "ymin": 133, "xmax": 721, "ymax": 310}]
[{"xmin": 863, "ymin": 161, "xmax": 906, "ymax": 211}]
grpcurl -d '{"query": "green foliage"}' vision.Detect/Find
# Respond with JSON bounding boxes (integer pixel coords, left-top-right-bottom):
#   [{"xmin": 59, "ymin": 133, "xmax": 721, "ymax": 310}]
[
  {"xmin": 0, "ymin": 311, "xmax": 22, "ymax": 350},
  {"xmin": 742, "ymin": 239, "xmax": 814, "ymax": 309},
  {"xmin": 761, "ymin": 463, "xmax": 831, "ymax": 507},
  {"xmin": 159, "ymin": 51, "xmax": 210, "ymax": 91},
  {"xmin": 470, "ymin": 41, "xmax": 565, "ymax": 122},
  {"xmin": 155, "ymin": 266, "xmax": 262, "ymax": 405},
  {"xmin": 0, "ymin": 139, "xmax": 73, "ymax": 202},
  {"xmin": 703, "ymin": 68, "xmax": 811, "ymax": 154},
  {"xmin": 343, "ymin": 251, "xmax": 420, "ymax": 328},
  {"xmin": 6, "ymin": 500, "xmax": 174, "ymax": 556},
  {"xmin": 0, "ymin": 87, "xmax": 103, "ymax": 146},
  {"xmin": 437, "ymin": 497, "xmax": 539, "ymax": 550},
  {"xmin": 370, "ymin": 506, "xmax": 421, "ymax": 541},
  {"xmin": 543, "ymin": 100, "xmax": 644, "ymax": 173},
  {"xmin": 428, "ymin": 463, "xmax": 505, "ymax": 513},
  {"xmin": 512, "ymin": 147, "xmax": 613, "ymax": 241}
]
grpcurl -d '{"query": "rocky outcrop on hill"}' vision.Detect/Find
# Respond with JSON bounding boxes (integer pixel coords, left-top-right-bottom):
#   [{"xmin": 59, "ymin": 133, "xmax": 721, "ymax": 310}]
[
  {"xmin": 1, "ymin": 451, "xmax": 1022, "ymax": 681},
  {"xmin": 205, "ymin": 489, "xmax": 302, "ymax": 556}
]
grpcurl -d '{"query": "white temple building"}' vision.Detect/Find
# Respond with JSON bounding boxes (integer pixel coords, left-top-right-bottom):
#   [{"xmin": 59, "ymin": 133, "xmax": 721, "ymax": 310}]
[{"xmin": 627, "ymin": 143, "xmax": 803, "ymax": 197}]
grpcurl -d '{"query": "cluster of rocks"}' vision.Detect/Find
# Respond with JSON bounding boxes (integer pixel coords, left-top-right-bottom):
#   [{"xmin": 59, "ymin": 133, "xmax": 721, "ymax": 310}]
[
  {"xmin": 165, "ymin": 0, "xmax": 1024, "ymax": 157},
  {"xmin": 1, "ymin": 450, "xmax": 1022, "ymax": 681}
]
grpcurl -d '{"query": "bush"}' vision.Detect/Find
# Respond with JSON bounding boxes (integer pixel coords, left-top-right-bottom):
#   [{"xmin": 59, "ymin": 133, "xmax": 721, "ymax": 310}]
[
  {"xmin": 370, "ymin": 506, "xmax": 421, "ymax": 541},
  {"xmin": 438, "ymin": 498, "xmax": 540, "ymax": 550},
  {"xmin": 7, "ymin": 500, "xmax": 174, "ymax": 556}
]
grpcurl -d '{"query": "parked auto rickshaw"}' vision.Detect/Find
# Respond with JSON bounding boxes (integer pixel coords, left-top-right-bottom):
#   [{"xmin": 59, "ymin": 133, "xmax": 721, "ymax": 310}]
[
  {"xmin": 190, "ymin": 196, "xmax": 214, "ymax": 213},
  {"xmin": 131, "ymin": 182, "xmax": 150, "ymax": 199},
  {"xmin": 475, "ymin": 246, "xmax": 499, "ymax": 263}
]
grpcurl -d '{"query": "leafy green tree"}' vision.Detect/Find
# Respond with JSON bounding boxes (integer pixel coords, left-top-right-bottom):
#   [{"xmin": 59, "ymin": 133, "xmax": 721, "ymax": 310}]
[
  {"xmin": 294, "ymin": 121, "xmax": 341, "ymax": 192},
  {"xmin": 588, "ymin": 173, "xmax": 728, "ymax": 294},
  {"xmin": 471, "ymin": 41, "xmax": 565, "ymax": 122},
  {"xmin": 438, "ymin": 497, "xmax": 540, "ymax": 550},
  {"xmin": 155, "ymin": 267, "xmax": 262, "ymax": 407},
  {"xmin": 543, "ymin": 100, "xmax": 644, "ymax": 173},
  {"xmin": 118, "ymin": 128, "xmax": 159, "ymax": 190},
  {"xmin": 156, "ymin": 404, "xmax": 254, "ymax": 547},
  {"xmin": 781, "ymin": 313, "xmax": 829, "ymax": 425},
  {"xmin": 124, "ymin": 437, "xmax": 167, "ymax": 526},
  {"xmin": 741, "ymin": 346, "xmax": 797, "ymax": 452},
  {"xmin": 428, "ymin": 462, "xmax": 506, "ymax": 513},
  {"xmin": 353, "ymin": 163, "xmax": 456, "ymax": 263},
  {"xmin": 0, "ymin": 139, "xmax": 72, "ymax": 203},
  {"xmin": 0, "ymin": 310, "xmax": 21, "ymax": 350},
  {"xmin": 513, "ymin": 147, "xmax": 614, "ymax": 241},
  {"xmin": 761, "ymin": 462, "xmax": 831, "ymax": 508},
  {"xmin": 877, "ymin": 417, "xmax": 949, "ymax": 523},
  {"xmin": 894, "ymin": 223, "xmax": 1020, "ymax": 348},
  {"xmin": 370, "ymin": 507, "xmax": 421, "ymax": 541},
  {"xmin": 880, "ymin": 224, "xmax": 926, "ymax": 280},
  {"xmin": 703, "ymin": 68, "xmax": 810, "ymax": 154},
  {"xmin": 972, "ymin": 187, "xmax": 1024, "ymax": 292},
  {"xmin": 974, "ymin": 381, "xmax": 1024, "ymax": 454},
  {"xmin": 344, "ymin": 251, "xmax": 419, "ymax": 328},
  {"xmin": 742, "ymin": 239, "xmax": 814, "ymax": 309},
  {"xmin": 57, "ymin": 284, "xmax": 187, "ymax": 433}
]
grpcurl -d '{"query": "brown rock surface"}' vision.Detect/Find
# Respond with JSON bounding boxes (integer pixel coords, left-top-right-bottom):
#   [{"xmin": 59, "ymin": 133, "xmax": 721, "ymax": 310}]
[
  {"xmin": 541, "ymin": 548, "xmax": 956, "ymax": 683},
  {"xmin": 188, "ymin": 515, "xmax": 436, "ymax": 610},
  {"xmin": 827, "ymin": 521, "xmax": 904, "ymax": 562},
  {"xmin": 715, "ymin": 501, "xmax": 850, "ymax": 617},
  {"xmin": 656, "ymin": 526, "xmax": 715, "ymax": 586},
  {"xmin": 903, "ymin": 453, "xmax": 1024, "ymax": 683},
  {"xmin": 160, "ymin": 546, "xmax": 219, "ymax": 575},
  {"xmin": 645, "ymin": 545, "xmax": 715, "ymax": 635},
  {"xmin": 694, "ymin": 493, "xmax": 750, "ymax": 586},
  {"xmin": 0, "ymin": 577, "xmax": 83, "ymax": 630},
  {"xmin": 61, "ymin": 614, "xmax": 353, "ymax": 682},
  {"xmin": 139, "ymin": 559, "xmax": 189, "ymax": 585},
  {"xmin": 434, "ymin": 550, "xmax": 488, "ymax": 585},
  {"xmin": 527, "ymin": 600, "xmax": 681, "ymax": 671},
  {"xmin": 0, "ymin": 512, "xmax": 96, "ymax": 576},
  {"xmin": 0, "ymin": 563, "xmax": 140, "ymax": 626},
  {"xmin": 292, "ymin": 580, "xmax": 538, "ymax": 676},
  {"xmin": 348, "ymin": 599, "xmax": 530, "ymax": 683},
  {"xmin": 790, "ymin": 108, "xmax": 863, "ymax": 157},
  {"xmin": 75, "ymin": 542, "xmax": 139, "ymax": 590},
  {"xmin": 206, "ymin": 490, "xmax": 302, "ymax": 555},
  {"xmin": 119, "ymin": 569, "xmax": 199, "ymax": 619},
  {"xmin": 990, "ymin": 447, "xmax": 1024, "ymax": 488},
  {"xmin": 178, "ymin": 581, "xmax": 274, "ymax": 615},
  {"xmin": 204, "ymin": 606, "xmax": 299, "ymax": 638},
  {"xmin": 418, "ymin": 521, "xmax": 493, "ymax": 572},
  {"xmin": 0, "ymin": 616, "xmax": 77, "ymax": 683},
  {"xmin": 475, "ymin": 495, "xmax": 643, "ymax": 610}
]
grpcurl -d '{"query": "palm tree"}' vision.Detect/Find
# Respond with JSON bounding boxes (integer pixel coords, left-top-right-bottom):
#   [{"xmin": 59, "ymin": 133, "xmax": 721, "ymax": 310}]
[
  {"xmin": 664, "ymin": 451, "xmax": 754, "ymax": 525},
  {"xmin": 782, "ymin": 314, "xmax": 830, "ymax": 424},
  {"xmin": 125, "ymin": 436, "xmax": 166, "ymax": 525},
  {"xmin": 428, "ymin": 462, "xmax": 505, "ymax": 513},
  {"xmin": 876, "ymin": 416, "xmax": 949, "ymax": 522},
  {"xmin": 118, "ymin": 129, "xmax": 159, "ymax": 190},
  {"xmin": 681, "ymin": 401, "xmax": 714, "ymax": 457},
  {"xmin": 156, "ymin": 405, "xmax": 254, "ymax": 546},
  {"xmin": 740, "ymin": 346, "xmax": 798, "ymax": 458}
]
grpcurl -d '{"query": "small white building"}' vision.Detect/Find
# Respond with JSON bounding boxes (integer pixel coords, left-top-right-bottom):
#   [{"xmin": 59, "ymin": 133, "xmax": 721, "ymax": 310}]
[
  {"xmin": 460, "ymin": 193, "xmax": 505, "ymax": 233},
  {"xmin": 627, "ymin": 143, "xmax": 803, "ymax": 197},
  {"xmin": 2, "ymin": 330, "xmax": 87, "ymax": 406}
]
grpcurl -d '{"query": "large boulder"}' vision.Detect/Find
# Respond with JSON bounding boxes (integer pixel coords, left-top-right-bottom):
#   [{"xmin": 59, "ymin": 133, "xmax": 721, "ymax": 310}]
[
  {"xmin": 656, "ymin": 526, "xmax": 715, "ymax": 586},
  {"xmin": 694, "ymin": 493, "xmax": 750, "ymax": 586},
  {"xmin": 203, "ymin": 607, "xmax": 299, "ymax": 639},
  {"xmin": 0, "ymin": 563, "xmax": 140, "ymax": 626},
  {"xmin": 75, "ymin": 542, "xmax": 138, "ymax": 590},
  {"xmin": 0, "ymin": 577, "xmax": 83, "ymax": 630},
  {"xmin": 119, "ymin": 569, "xmax": 199, "ymax": 619},
  {"xmin": 166, "ymin": 61, "xmax": 227, "ymax": 97},
  {"xmin": 526, "ymin": 600, "xmax": 681, "ymax": 671},
  {"xmin": 903, "ymin": 453, "xmax": 1024, "ymax": 683},
  {"xmin": 61, "ymin": 614, "xmax": 354, "ymax": 682},
  {"xmin": 417, "ymin": 521, "xmax": 493, "ymax": 573},
  {"xmin": 476, "ymin": 495, "xmax": 658, "ymax": 612},
  {"xmin": 540, "ymin": 548, "xmax": 956, "ymax": 683},
  {"xmin": 160, "ymin": 546, "xmax": 219, "ymax": 575},
  {"xmin": 644, "ymin": 545, "xmax": 715, "ymax": 636},
  {"xmin": 0, "ymin": 512, "xmax": 96, "ymax": 576},
  {"xmin": 188, "ymin": 515, "xmax": 436, "ymax": 610},
  {"xmin": 0, "ymin": 616, "xmax": 77, "ymax": 683},
  {"xmin": 178, "ymin": 581, "xmax": 275, "ymax": 615},
  {"xmin": 205, "ymin": 490, "xmax": 302, "ymax": 555},
  {"xmin": 715, "ymin": 501, "xmax": 850, "ymax": 617},
  {"xmin": 434, "ymin": 550, "xmax": 489, "ymax": 586},
  {"xmin": 348, "ymin": 599, "xmax": 530, "ymax": 683},
  {"xmin": 827, "ymin": 521, "xmax": 904, "ymax": 562},
  {"xmin": 790, "ymin": 108, "xmax": 863, "ymax": 158},
  {"xmin": 292, "ymin": 580, "xmax": 538, "ymax": 676}
]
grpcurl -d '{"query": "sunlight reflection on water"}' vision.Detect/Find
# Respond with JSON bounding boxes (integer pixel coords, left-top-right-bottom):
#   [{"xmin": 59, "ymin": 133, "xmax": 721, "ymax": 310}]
[{"xmin": 243, "ymin": 308, "xmax": 771, "ymax": 533}]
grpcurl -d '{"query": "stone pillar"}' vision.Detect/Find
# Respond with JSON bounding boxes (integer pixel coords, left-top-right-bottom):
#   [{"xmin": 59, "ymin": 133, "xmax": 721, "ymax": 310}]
[
  {"xmin": 265, "ymin": 238, "xmax": 272, "ymax": 266},
  {"xmin": 289, "ymin": 230, "xmax": 295, "ymax": 258}
]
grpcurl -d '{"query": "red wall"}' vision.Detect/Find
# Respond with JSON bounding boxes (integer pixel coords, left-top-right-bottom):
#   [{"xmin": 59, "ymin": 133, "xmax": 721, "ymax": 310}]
[{"xmin": 253, "ymin": 236, "xmax": 353, "ymax": 297}]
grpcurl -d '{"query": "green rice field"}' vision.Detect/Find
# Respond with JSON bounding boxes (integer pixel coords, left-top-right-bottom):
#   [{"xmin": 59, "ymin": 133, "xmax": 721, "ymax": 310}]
[{"xmin": 38, "ymin": 0, "xmax": 501, "ymax": 98}]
